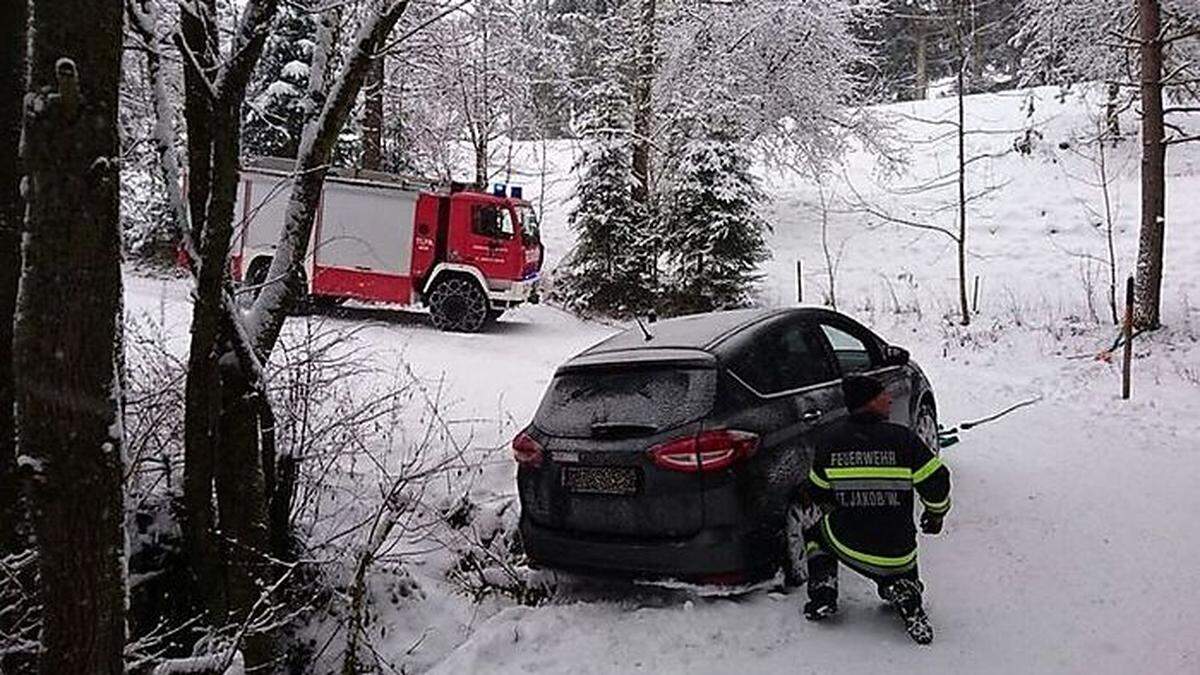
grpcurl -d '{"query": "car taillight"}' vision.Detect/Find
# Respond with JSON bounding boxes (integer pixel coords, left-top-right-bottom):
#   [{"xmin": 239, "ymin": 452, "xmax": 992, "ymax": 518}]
[
  {"xmin": 648, "ymin": 430, "xmax": 759, "ymax": 473},
  {"xmin": 512, "ymin": 430, "xmax": 543, "ymax": 467}
]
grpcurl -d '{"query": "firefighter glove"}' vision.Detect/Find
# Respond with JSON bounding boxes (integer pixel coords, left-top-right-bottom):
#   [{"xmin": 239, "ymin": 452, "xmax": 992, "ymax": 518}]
[{"xmin": 920, "ymin": 511, "xmax": 944, "ymax": 535}]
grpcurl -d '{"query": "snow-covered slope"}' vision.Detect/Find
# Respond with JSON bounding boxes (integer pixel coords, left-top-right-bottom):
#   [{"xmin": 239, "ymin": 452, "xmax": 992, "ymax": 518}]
[
  {"xmin": 122, "ymin": 85, "xmax": 1200, "ymax": 673},
  {"xmin": 514, "ymin": 85, "xmax": 1198, "ymax": 326}
]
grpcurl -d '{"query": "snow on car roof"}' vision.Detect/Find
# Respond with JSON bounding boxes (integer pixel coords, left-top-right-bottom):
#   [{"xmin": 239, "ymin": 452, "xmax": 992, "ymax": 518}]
[{"xmin": 579, "ymin": 308, "xmax": 779, "ymax": 356}]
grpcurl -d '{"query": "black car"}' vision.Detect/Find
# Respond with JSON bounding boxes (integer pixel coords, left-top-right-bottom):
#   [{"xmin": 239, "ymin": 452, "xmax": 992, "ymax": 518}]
[{"xmin": 514, "ymin": 307, "xmax": 939, "ymax": 584}]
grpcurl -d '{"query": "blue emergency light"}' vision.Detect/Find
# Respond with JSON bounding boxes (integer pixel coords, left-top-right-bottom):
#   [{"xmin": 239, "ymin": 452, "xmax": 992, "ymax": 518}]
[
  {"xmin": 510, "ymin": 186, "xmax": 523, "ymax": 199},
  {"xmin": 492, "ymin": 183, "xmax": 506, "ymax": 197}
]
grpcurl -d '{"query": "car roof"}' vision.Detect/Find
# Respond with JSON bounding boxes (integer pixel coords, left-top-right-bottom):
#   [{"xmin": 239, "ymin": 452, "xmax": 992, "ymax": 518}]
[
  {"xmin": 557, "ymin": 306, "xmax": 885, "ymax": 374},
  {"xmin": 581, "ymin": 308, "xmax": 777, "ymax": 355}
]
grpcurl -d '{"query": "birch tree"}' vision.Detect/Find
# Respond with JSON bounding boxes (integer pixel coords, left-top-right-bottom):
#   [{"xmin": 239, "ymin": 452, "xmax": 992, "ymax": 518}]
[{"xmin": 16, "ymin": 0, "xmax": 127, "ymax": 671}]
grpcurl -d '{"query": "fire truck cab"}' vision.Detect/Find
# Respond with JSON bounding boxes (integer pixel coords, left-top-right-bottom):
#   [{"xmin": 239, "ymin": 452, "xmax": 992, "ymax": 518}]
[{"xmin": 232, "ymin": 158, "xmax": 542, "ymax": 332}]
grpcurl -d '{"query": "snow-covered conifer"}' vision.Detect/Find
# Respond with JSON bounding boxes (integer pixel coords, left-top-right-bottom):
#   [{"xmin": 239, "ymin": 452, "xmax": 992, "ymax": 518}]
[
  {"xmin": 553, "ymin": 22, "xmax": 654, "ymax": 318},
  {"xmin": 658, "ymin": 96, "xmax": 770, "ymax": 315},
  {"xmin": 244, "ymin": 5, "xmax": 318, "ymax": 158}
]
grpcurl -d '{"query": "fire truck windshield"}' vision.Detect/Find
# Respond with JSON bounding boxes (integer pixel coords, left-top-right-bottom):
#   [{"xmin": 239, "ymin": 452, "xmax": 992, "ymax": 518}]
[{"xmin": 519, "ymin": 207, "xmax": 540, "ymax": 245}]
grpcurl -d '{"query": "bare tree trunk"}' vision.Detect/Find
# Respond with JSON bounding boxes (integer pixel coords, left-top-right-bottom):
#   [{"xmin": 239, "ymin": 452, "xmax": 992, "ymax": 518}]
[
  {"xmin": 1097, "ymin": 128, "xmax": 1119, "ymax": 324},
  {"xmin": 630, "ymin": 0, "xmax": 657, "ymax": 207},
  {"xmin": 1133, "ymin": 0, "xmax": 1166, "ymax": 330},
  {"xmin": 16, "ymin": 0, "xmax": 126, "ymax": 670},
  {"xmin": 818, "ymin": 183, "xmax": 837, "ymax": 310},
  {"xmin": 177, "ymin": 0, "xmax": 281, "ymax": 631},
  {"xmin": 362, "ymin": 54, "xmax": 385, "ymax": 171},
  {"xmin": 913, "ymin": 17, "xmax": 928, "ymax": 101},
  {"xmin": 180, "ymin": 0, "xmax": 217, "ymax": 247},
  {"xmin": 0, "ymin": 0, "xmax": 26, "ymax": 555},
  {"xmin": 475, "ymin": 136, "xmax": 489, "ymax": 189},
  {"xmin": 1105, "ymin": 83, "xmax": 1122, "ymax": 143},
  {"xmin": 957, "ymin": 53, "xmax": 971, "ymax": 326}
]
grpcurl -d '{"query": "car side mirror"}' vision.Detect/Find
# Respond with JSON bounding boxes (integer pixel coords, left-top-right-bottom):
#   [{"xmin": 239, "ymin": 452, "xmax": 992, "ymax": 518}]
[{"xmin": 882, "ymin": 345, "xmax": 909, "ymax": 366}]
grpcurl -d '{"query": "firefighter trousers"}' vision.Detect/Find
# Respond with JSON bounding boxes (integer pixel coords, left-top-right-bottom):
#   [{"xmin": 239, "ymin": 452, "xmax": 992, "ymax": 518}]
[{"xmin": 803, "ymin": 523, "xmax": 923, "ymax": 606}]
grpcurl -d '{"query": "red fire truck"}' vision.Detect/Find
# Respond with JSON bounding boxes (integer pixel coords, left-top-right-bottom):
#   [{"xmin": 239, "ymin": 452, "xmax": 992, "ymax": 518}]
[{"xmin": 231, "ymin": 158, "xmax": 543, "ymax": 332}]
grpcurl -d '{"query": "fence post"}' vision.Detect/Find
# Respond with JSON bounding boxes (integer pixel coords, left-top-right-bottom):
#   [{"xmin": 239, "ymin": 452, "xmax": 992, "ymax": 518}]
[
  {"xmin": 972, "ymin": 275, "xmax": 981, "ymax": 314},
  {"xmin": 1122, "ymin": 276, "xmax": 1134, "ymax": 400},
  {"xmin": 796, "ymin": 260, "xmax": 803, "ymax": 304}
]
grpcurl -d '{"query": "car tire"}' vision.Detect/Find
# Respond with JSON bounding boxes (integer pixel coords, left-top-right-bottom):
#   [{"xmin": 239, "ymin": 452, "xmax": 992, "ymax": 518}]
[
  {"xmin": 782, "ymin": 500, "xmax": 808, "ymax": 589},
  {"xmin": 428, "ymin": 276, "xmax": 489, "ymax": 333},
  {"xmin": 915, "ymin": 398, "xmax": 939, "ymax": 455}
]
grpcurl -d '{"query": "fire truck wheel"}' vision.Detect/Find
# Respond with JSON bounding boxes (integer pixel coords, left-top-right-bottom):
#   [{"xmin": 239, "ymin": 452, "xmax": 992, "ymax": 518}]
[
  {"xmin": 428, "ymin": 276, "xmax": 489, "ymax": 333},
  {"xmin": 241, "ymin": 257, "xmax": 272, "ymax": 305}
]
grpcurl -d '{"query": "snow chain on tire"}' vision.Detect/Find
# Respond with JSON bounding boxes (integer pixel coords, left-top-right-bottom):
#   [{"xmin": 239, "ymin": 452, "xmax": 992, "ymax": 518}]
[{"xmin": 428, "ymin": 276, "xmax": 489, "ymax": 333}]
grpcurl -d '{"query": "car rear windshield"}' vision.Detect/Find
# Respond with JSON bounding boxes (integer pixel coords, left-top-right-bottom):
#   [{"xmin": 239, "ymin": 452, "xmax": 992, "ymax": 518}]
[{"xmin": 534, "ymin": 367, "xmax": 717, "ymax": 438}]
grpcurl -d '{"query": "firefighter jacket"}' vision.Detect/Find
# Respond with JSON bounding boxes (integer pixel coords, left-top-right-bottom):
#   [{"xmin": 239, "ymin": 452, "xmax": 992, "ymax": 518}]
[{"xmin": 806, "ymin": 410, "xmax": 951, "ymax": 575}]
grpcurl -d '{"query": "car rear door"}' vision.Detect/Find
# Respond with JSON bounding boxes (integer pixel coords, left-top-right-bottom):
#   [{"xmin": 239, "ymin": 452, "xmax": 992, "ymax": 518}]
[
  {"xmin": 706, "ymin": 316, "xmax": 843, "ymax": 524},
  {"xmin": 522, "ymin": 361, "xmax": 716, "ymax": 539},
  {"xmin": 814, "ymin": 318, "xmax": 913, "ymax": 425}
]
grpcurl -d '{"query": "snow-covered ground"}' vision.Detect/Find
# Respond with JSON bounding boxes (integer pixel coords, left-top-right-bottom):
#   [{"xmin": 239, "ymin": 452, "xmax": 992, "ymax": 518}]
[{"xmin": 124, "ymin": 85, "xmax": 1200, "ymax": 673}]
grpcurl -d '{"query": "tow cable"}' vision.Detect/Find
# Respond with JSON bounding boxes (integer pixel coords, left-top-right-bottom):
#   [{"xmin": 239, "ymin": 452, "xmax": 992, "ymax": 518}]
[
  {"xmin": 937, "ymin": 395, "xmax": 1042, "ymax": 448},
  {"xmin": 1065, "ymin": 327, "xmax": 1146, "ymax": 362}
]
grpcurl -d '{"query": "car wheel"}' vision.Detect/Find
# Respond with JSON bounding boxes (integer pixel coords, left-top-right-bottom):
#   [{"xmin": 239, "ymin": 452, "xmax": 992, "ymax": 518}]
[
  {"xmin": 428, "ymin": 276, "xmax": 489, "ymax": 333},
  {"xmin": 783, "ymin": 500, "xmax": 807, "ymax": 588},
  {"xmin": 915, "ymin": 399, "xmax": 939, "ymax": 455}
]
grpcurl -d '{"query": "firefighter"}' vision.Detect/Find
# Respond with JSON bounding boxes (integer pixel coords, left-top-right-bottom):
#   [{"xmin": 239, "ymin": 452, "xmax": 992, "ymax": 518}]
[{"xmin": 799, "ymin": 373, "xmax": 951, "ymax": 644}]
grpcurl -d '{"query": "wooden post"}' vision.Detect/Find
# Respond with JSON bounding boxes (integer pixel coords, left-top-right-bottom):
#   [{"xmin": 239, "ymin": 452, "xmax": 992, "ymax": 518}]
[
  {"xmin": 796, "ymin": 260, "xmax": 803, "ymax": 304},
  {"xmin": 972, "ymin": 275, "xmax": 981, "ymax": 313},
  {"xmin": 1122, "ymin": 276, "xmax": 1134, "ymax": 399}
]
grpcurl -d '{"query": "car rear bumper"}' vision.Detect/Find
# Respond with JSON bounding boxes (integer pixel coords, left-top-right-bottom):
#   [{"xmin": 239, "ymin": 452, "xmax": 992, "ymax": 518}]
[{"xmin": 520, "ymin": 515, "xmax": 776, "ymax": 580}]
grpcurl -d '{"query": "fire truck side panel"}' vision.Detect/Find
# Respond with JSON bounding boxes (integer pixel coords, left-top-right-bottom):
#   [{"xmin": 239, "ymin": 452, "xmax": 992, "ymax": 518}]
[
  {"xmin": 236, "ymin": 173, "xmax": 295, "ymax": 281},
  {"xmin": 311, "ymin": 180, "xmax": 418, "ymax": 303}
]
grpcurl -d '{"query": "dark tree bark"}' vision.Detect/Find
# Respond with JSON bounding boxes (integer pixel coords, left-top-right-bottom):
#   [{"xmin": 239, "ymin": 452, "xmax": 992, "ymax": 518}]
[
  {"xmin": 177, "ymin": 0, "xmax": 280, "ymax": 630},
  {"xmin": 1133, "ymin": 0, "xmax": 1166, "ymax": 330},
  {"xmin": 362, "ymin": 55, "xmax": 385, "ymax": 171},
  {"xmin": 630, "ymin": 0, "xmax": 657, "ymax": 207},
  {"xmin": 913, "ymin": 17, "xmax": 928, "ymax": 101},
  {"xmin": 1105, "ymin": 83, "xmax": 1122, "ymax": 143},
  {"xmin": 0, "ymin": 0, "xmax": 27, "ymax": 555},
  {"xmin": 15, "ymin": 0, "xmax": 126, "ymax": 672},
  {"xmin": 180, "ymin": 0, "xmax": 217, "ymax": 247}
]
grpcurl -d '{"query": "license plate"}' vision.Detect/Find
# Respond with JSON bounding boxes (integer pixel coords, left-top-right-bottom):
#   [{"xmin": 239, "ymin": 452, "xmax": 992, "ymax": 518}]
[{"xmin": 561, "ymin": 466, "xmax": 640, "ymax": 496}]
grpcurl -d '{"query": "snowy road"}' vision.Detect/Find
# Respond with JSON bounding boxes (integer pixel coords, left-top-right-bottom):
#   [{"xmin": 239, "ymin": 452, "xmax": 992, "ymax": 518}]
[
  {"xmin": 126, "ymin": 273, "xmax": 1200, "ymax": 674},
  {"xmin": 418, "ymin": 314, "xmax": 1200, "ymax": 675}
]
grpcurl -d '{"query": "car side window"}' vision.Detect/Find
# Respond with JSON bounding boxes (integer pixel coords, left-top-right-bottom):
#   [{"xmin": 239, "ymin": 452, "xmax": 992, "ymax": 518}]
[
  {"xmin": 819, "ymin": 323, "xmax": 875, "ymax": 374},
  {"xmin": 729, "ymin": 321, "xmax": 837, "ymax": 395}
]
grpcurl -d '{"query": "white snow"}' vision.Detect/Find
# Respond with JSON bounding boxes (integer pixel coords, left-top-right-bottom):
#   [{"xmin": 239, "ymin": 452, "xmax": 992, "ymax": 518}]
[
  {"xmin": 121, "ymin": 85, "xmax": 1200, "ymax": 673},
  {"xmin": 281, "ymin": 60, "xmax": 310, "ymax": 82}
]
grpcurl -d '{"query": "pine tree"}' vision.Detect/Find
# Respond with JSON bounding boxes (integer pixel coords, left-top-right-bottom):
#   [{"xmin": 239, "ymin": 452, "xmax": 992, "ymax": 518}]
[
  {"xmin": 658, "ymin": 102, "xmax": 770, "ymax": 315},
  {"xmin": 243, "ymin": 5, "xmax": 317, "ymax": 158},
  {"xmin": 553, "ymin": 30, "xmax": 654, "ymax": 317}
]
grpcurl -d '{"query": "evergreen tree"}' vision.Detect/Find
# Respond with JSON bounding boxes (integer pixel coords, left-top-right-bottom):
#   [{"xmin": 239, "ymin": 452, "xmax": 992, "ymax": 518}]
[
  {"xmin": 658, "ymin": 101, "xmax": 770, "ymax": 315},
  {"xmin": 553, "ymin": 28, "xmax": 654, "ymax": 317},
  {"xmin": 243, "ymin": 5, "xmax": 317, "ymax": 158}
]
